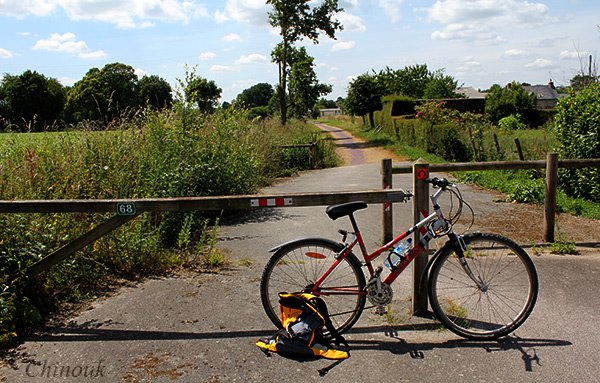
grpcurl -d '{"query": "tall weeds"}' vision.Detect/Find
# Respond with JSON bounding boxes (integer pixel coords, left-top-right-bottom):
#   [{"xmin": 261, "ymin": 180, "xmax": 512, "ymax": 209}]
[{"xmin": 0, "ymin": 106, "xmax": 334, "ymax": 344}]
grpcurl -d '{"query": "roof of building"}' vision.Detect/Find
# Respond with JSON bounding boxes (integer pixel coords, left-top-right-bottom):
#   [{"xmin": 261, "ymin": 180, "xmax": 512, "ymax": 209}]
[
  {"xmin": 456, "ymin": 87, "xmax": 487, "ymax": 99},
  {"xmin": 523, "ymin": 83, "xmax": 560, "ymax": 100}
]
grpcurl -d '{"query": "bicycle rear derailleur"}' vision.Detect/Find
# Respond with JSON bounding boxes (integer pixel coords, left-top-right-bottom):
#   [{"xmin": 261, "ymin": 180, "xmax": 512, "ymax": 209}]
[{"xmin": 366, "ymin": 267, "xmax": 393, "ymax": 314}]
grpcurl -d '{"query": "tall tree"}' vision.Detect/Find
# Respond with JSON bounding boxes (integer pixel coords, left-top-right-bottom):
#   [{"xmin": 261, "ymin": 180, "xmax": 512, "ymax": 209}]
[
  {"xmin": 345, "ymin": 73, "xmax": 385, "ymax": 128},
  {"xmin": 138, "ymin": 75, "xmax": 173, "ymax": 109},
  {"xmin": 0, "ymin": 70, "xmax": 66, "ymax": 131},
  {"xmin": 184, "ymin": 76, "xmax": 222, "ymax": 113},
  {"xmin": 267, "ymin": 0, "xmax": 343, "ymax": 125},
  {"xmin": 423, "ymin": 70, "xmax": 460, "ymax": 99},
  {"xmin": 236, "ymin": 83, "xmax": 274, "ymax": 108},
  {"xmin": 376, "ymin": 64, "xmax": 430, "ymax": 98},
  {"xmin": 66, "ymin": 63, "xmax": 139, "ymax": 123},
  {"xmin": 485, "ymin": 82, "xmax": 537, "ymax": 124},
  {"xmin": 287, "ymin": 47, "xmax": 332, "ymax": 118}
]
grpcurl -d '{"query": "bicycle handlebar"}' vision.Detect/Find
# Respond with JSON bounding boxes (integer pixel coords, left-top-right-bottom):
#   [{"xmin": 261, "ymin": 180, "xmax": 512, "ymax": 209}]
[{"xmin": 425, "ymin": 177, "xmax": 453, "ymax": 189}]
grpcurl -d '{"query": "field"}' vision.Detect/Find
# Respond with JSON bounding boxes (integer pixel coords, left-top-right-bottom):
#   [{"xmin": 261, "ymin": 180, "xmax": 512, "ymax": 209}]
[{"xmin": 0, "ymin": 107, "xmax": 338, "ymax": 344}]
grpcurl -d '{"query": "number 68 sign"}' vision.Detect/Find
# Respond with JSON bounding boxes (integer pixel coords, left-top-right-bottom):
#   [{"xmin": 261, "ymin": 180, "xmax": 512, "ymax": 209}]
[{"xmin": 116, "ymin": 202, "xmax": 136, "ymax": 216}]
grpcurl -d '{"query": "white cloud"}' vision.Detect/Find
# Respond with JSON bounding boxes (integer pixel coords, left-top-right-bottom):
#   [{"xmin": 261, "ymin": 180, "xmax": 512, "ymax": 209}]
[
  {"xmin": 0, "ymin": 0, "xmax": 56, "ymax": 17},
  {"xmin": 0, "ymin": 48, "xmax": 14, "ymax": 59},
  {"xmin": 340, "ymin": 0, "xmax": 359, "ymax": 8},
  {"xmin": 33, "ymin": 32, "xmax": 87, "ymax": 53},
  {"xmin": 199, "ymin": 52, "xmax": 217, "ymax": 61},
  {"xmin": 210, "ymin": 65, "xmax": 236, "ymax": 73},
  {"xmin": 1, "ymin": 1, "xmax": 209, "ymax": 29},
  {"xmin": 235, "ymin": 53, "xmax": 267, "ymax": 65},
  {"xmin": 78, "ymin": 50, "xmax": 107, "ymax": 60},
  {"xmin": 134, "ymin": 67, "xmax": 147, "ymax": 78},
  {"xmin": 33, "ymin": 32, "xmax": 105, "ymax": 59},
  {"xmin": 431, "ymin": 24, "xmax": 503, "ymax": 44},
  {"xmin": 336, "ymin": 12, "xmax": 366, "ymax": 32},
  {"xmin": 560, "ymin": 50, "xmax": 585, "ymax": 59},
  {"xmin": 223, "ymin": 33, "xmax": 242, "ymax": 42},
  {"xmin": 456, "ymin": 55, "xmax": 481, "ymax": 74},
  {"xmin": 332, "ymin": 41, "xmax": 356, "ymax": 51},
  {"xmin": 58, "ymin": 76, "xmax": 76, "ymax": 86},
  {"xmin": 504, "ymin": 49, "xmax": 529, "ymax": 57},
  {"xmin": 423, "ymin": 0, "xmax": 556, "ymax": 43},
  {"xmin": 525, "ymin": 58, "xmax": 553, "ymax": 68},
  {"xmin": 218, "ymin": 0, "xmax": 269, "ymax": 25},
  {"xmin": 377, "ymin": 0, "xmax": 404, "ymax": 23}
]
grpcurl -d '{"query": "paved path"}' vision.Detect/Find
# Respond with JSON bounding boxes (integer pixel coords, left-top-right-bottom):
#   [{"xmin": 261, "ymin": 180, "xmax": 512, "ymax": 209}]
[{"xmin": 2, "ymin": 125, "xmax": 599, "ymax": 383}]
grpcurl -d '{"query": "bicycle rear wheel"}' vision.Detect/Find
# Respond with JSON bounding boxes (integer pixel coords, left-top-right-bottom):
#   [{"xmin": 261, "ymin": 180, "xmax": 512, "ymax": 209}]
[
  {"xmin": 260, "ymin": 238, "xmax": 366, "ymax": 335},
  {"xmin": 428, "ymin": 232, "xmax": 538, "ymax": 340}
]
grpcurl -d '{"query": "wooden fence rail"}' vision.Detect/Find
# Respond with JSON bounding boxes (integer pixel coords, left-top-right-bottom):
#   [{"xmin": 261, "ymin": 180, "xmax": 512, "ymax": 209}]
[
  {"xmin": 382, "ymin": 155, "xmax": 600, "ymax": 243},
  {"xmin": 1, "ymin": 189, "xmax": 409, "ymax": 277}
]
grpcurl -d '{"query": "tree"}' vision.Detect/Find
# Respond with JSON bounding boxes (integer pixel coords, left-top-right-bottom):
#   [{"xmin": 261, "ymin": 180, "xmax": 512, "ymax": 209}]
[
  {"xmin": 138, "ymin": 75, "xmax": 173, "ymax": 109},
  {"xmin": 485, "ymin": 82, "xmax": 537, "ymax": 124},
  {"xmin": 345, "ymin": 73, "xmax": 385, "ymax": 128},
  {"xmin": 423, "ymin": 70, "xmax": 460, "ymax": 99},
  {"xmin": 287, "ymin": 48, "xmax": 332, "ymax": 118},
  {"xmin": 66, "ymin": 63, "xmax": 139, "ymax": 123},
  {"xmin": 185, "ymin": 76, "xmax": 222, "ymax": 113},
  {"xmin": 236, "ymin": 83, "xmax": 274, "ymax": 108},
  {"xmin": 0, "ymin": 70, "xmax": 66, "ymax": 131},
  {"xmin": 377, "ymin": 64, "xmax": 432, "ymax": 99},
  {"xmin": 315, "ymin": 98, "xmax": 337, "ymax": 109},
  {"xmin": 267, "ymin": 0, "xmax": 343, "ymax": 125}
]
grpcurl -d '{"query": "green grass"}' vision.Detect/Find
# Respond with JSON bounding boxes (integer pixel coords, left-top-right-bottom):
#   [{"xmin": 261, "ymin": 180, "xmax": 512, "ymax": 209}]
[
  {"xmin": 0, "ymin": 108, "xmax": 338, "ymax": 345},
  {"xmin": 550, "ymin": 231, "xmax": 579, "ymax": 255}
]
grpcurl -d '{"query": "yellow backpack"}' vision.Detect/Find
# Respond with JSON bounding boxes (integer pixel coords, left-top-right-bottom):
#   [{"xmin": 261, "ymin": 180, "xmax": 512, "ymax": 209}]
[{"xmin": 256, "ymin": 292, "xmax": 350, "ymax": 360}]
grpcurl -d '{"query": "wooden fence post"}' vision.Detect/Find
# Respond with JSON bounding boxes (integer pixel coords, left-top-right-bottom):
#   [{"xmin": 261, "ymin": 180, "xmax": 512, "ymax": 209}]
[
  {"xmin": 544, "ymin": 152, "xmax": 559, "ymax": 242},
  {"xmin": 381, "ymin": 158, "xmax": 393, "ymax": 244},
  {"xmin": 412, "ymin": 158, "xmax": 429, "ymax": 316},
  {"xmin": 514, "ymin": 138, "xmax": 525, "ymax": 161}
]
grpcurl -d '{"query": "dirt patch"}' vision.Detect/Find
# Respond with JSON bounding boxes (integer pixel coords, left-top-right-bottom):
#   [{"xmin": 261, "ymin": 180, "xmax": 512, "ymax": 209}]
[{"xmin": 478, "ymin": 201, "xmax": 600, "ymax": 256}]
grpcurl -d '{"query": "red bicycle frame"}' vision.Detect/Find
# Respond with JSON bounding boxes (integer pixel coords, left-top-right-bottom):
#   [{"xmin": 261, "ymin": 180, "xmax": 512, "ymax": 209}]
[{"xmin": 310, "ymin": 188, "xmax": 448, "ymax": 296}]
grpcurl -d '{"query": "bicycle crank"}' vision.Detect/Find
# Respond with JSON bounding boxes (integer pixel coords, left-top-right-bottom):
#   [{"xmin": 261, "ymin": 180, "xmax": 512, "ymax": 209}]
[{"xmin": 366, "ymin": 279, "xmax": 393, "ymax": 307}]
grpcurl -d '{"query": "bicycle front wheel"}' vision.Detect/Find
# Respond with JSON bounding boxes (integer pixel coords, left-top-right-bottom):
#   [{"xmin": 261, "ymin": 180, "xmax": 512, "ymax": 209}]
[
  {"xmin": 428, "ymin": 232, "xmax": 538, "ymax": 340},
  {"xmin": 260, "ymin": 238, "xmax": 366, "ymax": 335}
]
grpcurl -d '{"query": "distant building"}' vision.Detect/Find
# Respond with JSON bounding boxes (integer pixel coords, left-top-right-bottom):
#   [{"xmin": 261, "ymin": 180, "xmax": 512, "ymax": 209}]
[
  {"xmin": 456, "ymin": 87, "xmax": 487, "ymax": 99},
  {"xmin": 523, "ymin": 81, "xmax": 567, "ymax": 109},
  {"xmin": 318, "ymin": 108, "xmax": 342, "ymax": 117}
]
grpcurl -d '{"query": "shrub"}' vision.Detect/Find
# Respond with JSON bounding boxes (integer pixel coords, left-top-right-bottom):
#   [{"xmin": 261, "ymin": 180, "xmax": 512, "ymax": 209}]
[
  {"xmin": 554, "ymin": 83, "xmax": 600, "ymax": 202},
  {"xmin": 498, "ymin": 114, "xmax": 526, "ymax": 133}
]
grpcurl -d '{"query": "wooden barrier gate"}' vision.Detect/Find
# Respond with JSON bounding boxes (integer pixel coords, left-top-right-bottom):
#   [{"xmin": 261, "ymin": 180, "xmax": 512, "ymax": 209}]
[
  {"xmin": 1, "ymin": 154, "xmax": 598, "ymax": 316},
  {"xmin": 0, "ymin": 189, "xmax": 409, "ymax": 278}
]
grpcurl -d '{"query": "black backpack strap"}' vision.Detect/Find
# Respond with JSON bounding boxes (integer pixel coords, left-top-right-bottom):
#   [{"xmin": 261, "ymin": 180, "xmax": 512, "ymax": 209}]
[{"xmin": 311, "ymin": 297, "xmax": 350, "ymax": 353}]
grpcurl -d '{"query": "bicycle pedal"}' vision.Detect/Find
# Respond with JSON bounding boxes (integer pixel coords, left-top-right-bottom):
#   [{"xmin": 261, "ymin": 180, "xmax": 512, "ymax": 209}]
[{"xmin": 375, "ymin": 306, "xmax": 387, "ymax": 316}]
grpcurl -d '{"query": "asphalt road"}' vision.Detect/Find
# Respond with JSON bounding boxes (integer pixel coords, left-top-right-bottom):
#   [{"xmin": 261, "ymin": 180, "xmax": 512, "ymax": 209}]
[{"xmin": 2, "ymin": 161, "xmax": 599, "ymax": 383}]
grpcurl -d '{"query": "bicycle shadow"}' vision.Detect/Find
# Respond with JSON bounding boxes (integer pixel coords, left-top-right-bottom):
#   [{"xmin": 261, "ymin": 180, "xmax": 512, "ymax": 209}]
[{"xmin": 345, "ymin": 325, "xmax": 571, "ymax": 372}]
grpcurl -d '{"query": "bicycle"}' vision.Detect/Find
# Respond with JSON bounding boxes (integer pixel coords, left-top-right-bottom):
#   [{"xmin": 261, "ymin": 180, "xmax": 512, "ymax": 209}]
[{"xmin": 260, "ymin": 177, "xmax": 538, "ymax": 340}]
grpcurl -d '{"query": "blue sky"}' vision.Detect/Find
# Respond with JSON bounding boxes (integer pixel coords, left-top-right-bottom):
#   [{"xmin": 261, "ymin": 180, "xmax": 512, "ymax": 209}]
[{"xmin": 1, "ymin": 0, "xmax": 598, "ymax": 102}]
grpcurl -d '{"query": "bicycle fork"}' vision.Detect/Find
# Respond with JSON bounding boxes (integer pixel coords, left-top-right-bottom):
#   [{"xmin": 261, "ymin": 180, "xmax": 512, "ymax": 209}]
[{"xmin": 450, "ymin": 233, "xmax": 488, "ymax": 292}]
